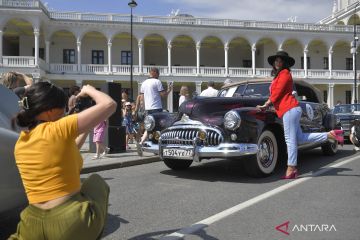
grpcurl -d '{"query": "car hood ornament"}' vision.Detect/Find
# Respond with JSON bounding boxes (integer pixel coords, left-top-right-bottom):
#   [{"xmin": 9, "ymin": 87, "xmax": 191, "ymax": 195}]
[{"xmin": 181, "ymin": 114, "xmax": 190, "ymax": 122}]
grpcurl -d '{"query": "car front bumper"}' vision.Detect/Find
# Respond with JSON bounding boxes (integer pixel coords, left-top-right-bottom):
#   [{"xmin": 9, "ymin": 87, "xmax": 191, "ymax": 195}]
[{"xmin": 142, "ymin": 140, "xmax": 258, "ymax": 161}]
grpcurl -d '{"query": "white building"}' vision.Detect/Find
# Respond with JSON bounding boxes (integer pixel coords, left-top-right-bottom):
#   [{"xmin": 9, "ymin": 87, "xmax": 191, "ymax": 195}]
[{"xmin": 1, "ymin": 0, "xmax": 360, "ymax": 111}]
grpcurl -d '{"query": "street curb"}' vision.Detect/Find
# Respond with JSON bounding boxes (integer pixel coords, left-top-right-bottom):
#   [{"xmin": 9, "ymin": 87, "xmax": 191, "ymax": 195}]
[{"xmin": 81, "ymin": 156, "xmax": 161, "ymax": 174}]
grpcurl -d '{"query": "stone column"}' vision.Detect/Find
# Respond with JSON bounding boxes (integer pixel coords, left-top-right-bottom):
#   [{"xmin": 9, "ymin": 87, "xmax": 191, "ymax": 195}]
[
  {"xmin": 75, "ymin": 79, "xmax": 83, "ymax": 87},
  {"xmin": 138, "ymin": 39, "xmax": 143, "ymax": 74},
  {"xmin": 224, "ymin": 43, "xmax": 229, "ymax": 76},
  {"xmin": 352, "ymin": 83, "xmax": 359, "ymax": 104},
  {"xmin": 167, "ymin": 81, "xmax": 174, "ymax": 112},
  {"xmin": 77, "ymin": 40, "xmax": 81, "ymax": 72},
  {"xmin": 328, "ymin": 47, "xmax": 333, "ymax": 78},
  {"xmin": 108, "ymin": 40, "xmax": 112, "ymax": 73},
  {"xmin": 196, "ymin": 81, "xmax": 202, "ymax": 96},
  {"xmin": 34, "ymin": 28, "xmax": 40, "ymax": 66},
  {"xmin": 251, "ymin": 44, "xmax": 256, "ymax": 76},
  {"xmin": 167, "ymin": 41, "xmax": 172, "ymax": 75},
  {"xmin": 304, "ymin": 47, "xmax": 308, "ymax": 78},
  {"xmin": 45, "ymin": 40, "xmax": 50, "ymax": 64},
  {"xmin": 0, "ymin": 30, "xmax": 3, "ymax": 65},
  {"xmin": 327, "ymin": 83, "xmax": 334, "ymax": 109},
  {"xmin": 137, "ymin": 81, "xmax": 142, "ymax": 95},
  {"xmin": 196, "ymin": 42, "xmax": 201, "ymax": 75}
]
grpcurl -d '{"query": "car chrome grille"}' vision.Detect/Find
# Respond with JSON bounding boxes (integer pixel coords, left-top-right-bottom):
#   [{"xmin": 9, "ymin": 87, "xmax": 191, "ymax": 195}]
[
  {"xmin": 341, "ymin": 120, "xmax": 351, "ymax": 131},
  {"xmin": 161, "ymin": 128, "xmax": 224, "ymax": 146}
]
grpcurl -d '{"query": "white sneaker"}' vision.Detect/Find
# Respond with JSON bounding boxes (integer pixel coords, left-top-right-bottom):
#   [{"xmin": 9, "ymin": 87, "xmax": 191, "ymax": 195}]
[
  {"xmin": 92, "ymin": 154, "xmax": 101, "ymax": 159},
  {"xmin": 354, "ymin": 146, "xmax": 360, "ymax": 151},
  {"xmin": 100, "ymin": 147, "xmax": 110, "ymax": 157},
  {"xmin": 136, "ymin": 142, "xmax": 143, "ymax": 156}
]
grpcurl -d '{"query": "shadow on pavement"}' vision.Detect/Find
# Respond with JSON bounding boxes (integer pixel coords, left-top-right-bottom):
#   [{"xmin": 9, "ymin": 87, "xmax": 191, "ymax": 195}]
[
  {"xmin": 128, "ymin": 225, "xmax": 219, "ymax": 240},
  {"xmin": 160, "ymin": 147, "xmax": 358, "ymax": 183},
  {"xmin": 102, "ymin": 213, "xmax": 129, "ymax": 238}
]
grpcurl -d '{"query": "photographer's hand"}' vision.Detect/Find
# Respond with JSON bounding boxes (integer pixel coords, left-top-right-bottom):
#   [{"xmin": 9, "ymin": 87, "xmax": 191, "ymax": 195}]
[
  {"xmin": 77, "ymin": 85, "xmax": 117, "ymax": 134},
  {"xmin": 76, "ymin": 85, "xmax": 95, "ymax": 99}
]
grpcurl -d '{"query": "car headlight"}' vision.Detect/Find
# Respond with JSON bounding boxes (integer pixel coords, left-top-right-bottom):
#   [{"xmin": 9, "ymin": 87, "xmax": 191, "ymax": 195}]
[
  {"xmin": 224, "ymin": 111, "xmax": 241, "ymax": 131},
  {"xmin": 144, "ymin": 115, "xmax": 155, "ymax": 131}
]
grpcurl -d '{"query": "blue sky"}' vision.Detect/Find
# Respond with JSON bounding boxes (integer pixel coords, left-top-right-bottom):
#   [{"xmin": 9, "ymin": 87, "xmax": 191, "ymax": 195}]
[{"xmin": 42, "ymin": 0, "xmax": 333, "ymax": 23}]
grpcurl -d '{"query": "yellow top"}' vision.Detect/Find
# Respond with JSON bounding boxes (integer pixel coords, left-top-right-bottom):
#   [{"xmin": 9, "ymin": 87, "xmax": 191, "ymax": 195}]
[{"xmin": 14, "ymin": 114, "xmax": 83, "ymax": 204}]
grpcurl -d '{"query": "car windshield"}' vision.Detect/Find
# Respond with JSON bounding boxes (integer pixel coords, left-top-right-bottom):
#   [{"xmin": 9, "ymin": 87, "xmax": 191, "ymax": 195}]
[
  {"xmin": 242, "ymin": 83, "xmax": 271, "ymax": 98},
  {"xmin": 333, "ymin": 104, "xmax": 360, "ymax": 114},
  {"xmin": 219, "ymin": 83, "xmax": 271, "ymax": 98},
  {"xmin": 218, "ymin": 86, "xmax": 237, "ymax": 97}
]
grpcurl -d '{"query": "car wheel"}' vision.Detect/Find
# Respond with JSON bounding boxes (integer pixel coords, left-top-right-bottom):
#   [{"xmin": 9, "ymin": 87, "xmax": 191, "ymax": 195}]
[
  {"xmin": 244, "ymin": 130, "xmax": 278, "ymax": 177},
  {"xmin": 163, "ymin": 158, "xmax": 193, "ymax": 170},
  {"xmin": 321, "ymin": 141, "xmax": 338, "ymax": 156}
]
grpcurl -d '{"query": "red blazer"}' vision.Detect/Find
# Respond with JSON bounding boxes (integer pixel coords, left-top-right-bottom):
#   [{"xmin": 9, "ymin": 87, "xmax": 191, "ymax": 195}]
[{"xmin": 269, "ymin": 69, "xmax": 299, "ymax": 118}]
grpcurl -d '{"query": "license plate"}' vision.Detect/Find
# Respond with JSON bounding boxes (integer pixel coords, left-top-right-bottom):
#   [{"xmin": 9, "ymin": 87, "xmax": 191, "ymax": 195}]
[{"xmin": 163, "ymin": 148, "xmax": 193, "ymax": 158}]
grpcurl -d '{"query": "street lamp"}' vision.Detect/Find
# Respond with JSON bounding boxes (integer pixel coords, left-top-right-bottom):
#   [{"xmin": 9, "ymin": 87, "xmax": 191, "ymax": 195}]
[
  {"xmin": 351, "ymin": 1, "xmax": 360, "ymax": 104},
  {"xmin": 128, "ymin": 0, "xmax": 137, "ymax": 101}
]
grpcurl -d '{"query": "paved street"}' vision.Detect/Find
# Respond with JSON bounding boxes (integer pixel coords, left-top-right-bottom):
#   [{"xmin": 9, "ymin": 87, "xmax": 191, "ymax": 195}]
[
  {"xmin": 1, "ymin": 144, "xmax": 360, "ymax": 240},
  {"xmin": 96, "ymin": 145, "xmax": 360, "ymax": 240}
]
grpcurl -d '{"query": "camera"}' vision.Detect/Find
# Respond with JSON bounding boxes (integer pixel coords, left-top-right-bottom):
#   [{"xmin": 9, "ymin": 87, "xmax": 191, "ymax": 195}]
[{"xmin": 70, "ymin": 97, "xmax": 94, "ymax": 114}]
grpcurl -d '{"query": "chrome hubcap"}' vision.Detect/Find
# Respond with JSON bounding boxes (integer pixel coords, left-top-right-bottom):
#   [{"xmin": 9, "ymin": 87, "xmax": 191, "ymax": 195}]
[{"xmin": 258, "ymin": 137, "xmax": 274, "ymax": 168}]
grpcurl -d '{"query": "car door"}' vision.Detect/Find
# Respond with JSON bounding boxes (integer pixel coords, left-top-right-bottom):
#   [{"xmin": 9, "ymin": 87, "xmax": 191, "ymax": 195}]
[{"xmin": 294, "ymin": 83, "xmax": 324, "ymax": 132}]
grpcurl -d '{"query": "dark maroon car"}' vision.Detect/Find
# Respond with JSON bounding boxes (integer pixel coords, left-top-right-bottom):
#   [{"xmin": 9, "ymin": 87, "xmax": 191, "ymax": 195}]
[{"xmin": 142, "ymin": 79, "xmax": 339, "ymax": 177}]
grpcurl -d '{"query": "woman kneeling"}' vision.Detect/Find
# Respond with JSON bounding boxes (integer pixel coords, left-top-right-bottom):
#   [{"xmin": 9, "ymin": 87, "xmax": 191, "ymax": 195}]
[{"xmin": 9, "ymin": 82, "xmax": 116, "ymax": 240}]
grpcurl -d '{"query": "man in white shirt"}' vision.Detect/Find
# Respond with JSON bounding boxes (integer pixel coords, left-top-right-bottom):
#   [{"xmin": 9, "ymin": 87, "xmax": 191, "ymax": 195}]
[
  {"xmin": 200, "ymin": 81, "xmax": 218, "ymax": 97},
  {"xmin": 136, "ymin": 67, "xmax": 172, "ymax": 155}
]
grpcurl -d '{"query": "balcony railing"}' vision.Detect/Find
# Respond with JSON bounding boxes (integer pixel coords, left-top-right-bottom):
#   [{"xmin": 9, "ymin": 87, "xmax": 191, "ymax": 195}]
[
  {"xmin": 50, "ymin": 63, "xmax": 78, "ymax": 73},
  {"xmin": 0, "ymin": 0, "xmax": 359, "ymax": 33},
  {"xmin": 172, "ymin": 66, "xmax": 197, "ymax": 76},
  {"xmin": 38, "ymin": 58, "xmax": 48, "ymax": 71},
  {"xmin": 318, "ymin": 1, "xmax": 360, "ymax": 24},
  {"xmin": 331, "ymin": 70, "xmax": 354, "ymax": 79},
  {"xmin": 292, "ymin": 69, "xmax": 305, "ymax": 78},
  {"xmin": 143, "ymin": 65, "xmax": 169, "ymax": 75},
  {"xmin": 308, "ymin": 69, "xmax": 330, "ymax": 78},
  {"xmin": 0, "ymin": 57, "xmax": 358, "ymax": 80},
  {"xmin": 82, "ymin": 64, "xmax": 108, "ymax": 74},
  {"xmin": 112, "ymin": 65, "xmax": 140, "ymax": 75},
  {"xmin": 229, "ymin": 67, "xmax": 253, "ymax": 77},
  {"xmin": 2, "ymin": 56, "xmax": 35, "ymax": 67},
  {"xmin": 47, "ymin": 13, "xmax": 358, "ymax": 33},
  {"xmin": 200, "ymin": 67, "xmax": 226, "ymax": 76}
]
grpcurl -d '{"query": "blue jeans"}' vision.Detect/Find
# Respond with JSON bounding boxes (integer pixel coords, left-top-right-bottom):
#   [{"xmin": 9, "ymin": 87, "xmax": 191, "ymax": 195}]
[{"xmin": 282, "ymin": 106, "xmax": 328, "ymax": 166}]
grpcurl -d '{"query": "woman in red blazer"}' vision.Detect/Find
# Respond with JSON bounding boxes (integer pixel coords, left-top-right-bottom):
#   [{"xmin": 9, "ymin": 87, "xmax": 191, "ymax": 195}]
[{"xmin": 257, "ymin": 51, "xmax": 343, "ymax": 179}]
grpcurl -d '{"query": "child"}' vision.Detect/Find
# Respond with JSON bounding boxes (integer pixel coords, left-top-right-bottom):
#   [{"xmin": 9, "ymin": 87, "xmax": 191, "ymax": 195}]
[
  {"xmin": 123, "ymin": 102, "xmax": 135, "ymax": 150},
  {"xmin": 93, "ymin": 120, "xmax": 109, "ymax": 159}
]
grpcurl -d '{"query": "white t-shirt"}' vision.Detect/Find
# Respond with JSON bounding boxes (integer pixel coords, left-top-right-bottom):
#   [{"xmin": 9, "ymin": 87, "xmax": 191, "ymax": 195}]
[
  {"xmin": 179, "ymin": 95, "xmax": 186, "ymax": 106},
  {"xmin": 200, "ymin": 87, "xmax": 219, "ymax": 97},
  {"xmin": 140, "ymin": 78, "xmax": 164, "ymax": 110}
]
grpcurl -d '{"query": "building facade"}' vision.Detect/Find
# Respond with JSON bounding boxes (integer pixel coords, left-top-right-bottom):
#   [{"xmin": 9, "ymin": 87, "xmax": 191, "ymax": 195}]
[{"xmin": 1, "ymin": 0, "xmax": 360, "ymax": 111}]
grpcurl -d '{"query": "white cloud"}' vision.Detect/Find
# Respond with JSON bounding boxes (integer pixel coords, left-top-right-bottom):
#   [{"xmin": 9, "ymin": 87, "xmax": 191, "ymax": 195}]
[{"xmin": 160, "ymin": 0, "xmax": 332, "ymax": 23}]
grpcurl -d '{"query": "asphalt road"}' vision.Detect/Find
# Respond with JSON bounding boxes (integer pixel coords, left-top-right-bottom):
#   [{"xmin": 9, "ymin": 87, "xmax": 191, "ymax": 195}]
[{"xmin": 1, "ymin": 144, "xmax": 359, "ymax": 240}]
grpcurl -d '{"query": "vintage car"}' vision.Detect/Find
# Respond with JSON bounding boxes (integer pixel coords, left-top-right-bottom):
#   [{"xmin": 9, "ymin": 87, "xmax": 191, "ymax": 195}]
[
  {"xmin": 142, "ymin": 79, "xmax": 339, "ymax": 177},
  {"xmin": 332, "ymin": 104, "xmax": 360, "ymax": 138},
  {"xmin": 0, "ymin": 85, "xmax": 27, "ymax": 218}
]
